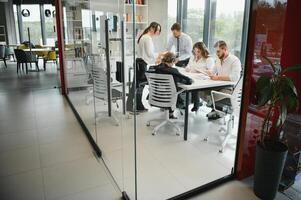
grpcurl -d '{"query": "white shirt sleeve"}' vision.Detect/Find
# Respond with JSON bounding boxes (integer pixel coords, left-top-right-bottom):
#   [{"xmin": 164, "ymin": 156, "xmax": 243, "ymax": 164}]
[
  {"xmin": 185, "ymin": 56, "xmax": 193, "ymax": 72},
  {"xmin": 179, "ymin": 35, "xmax": 193, "ymax": 60},
  {"xmin": 229, "ymin": 58, "xmax": 242, "ymax": 82},
  {"xmin": 206, "ymin": 57, "xmax": 215, "ymax": 71}
]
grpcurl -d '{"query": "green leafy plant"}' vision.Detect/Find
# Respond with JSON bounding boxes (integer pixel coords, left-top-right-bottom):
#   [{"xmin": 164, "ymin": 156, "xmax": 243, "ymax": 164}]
[{"xmin": 255, "ymin": 57, "xmax": 301, "ymax": 147}]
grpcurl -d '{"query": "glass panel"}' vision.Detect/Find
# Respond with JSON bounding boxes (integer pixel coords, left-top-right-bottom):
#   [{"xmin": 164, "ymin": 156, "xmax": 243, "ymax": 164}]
[
  {"xmin": 239, "ymin": 0, "xmax": 288, "ymax": 177},
  {"xmin": 62, "ymin": 0, "xmax": 136, "ymax": 198},
  {"xmin": 134, "ymin": 0, "xmax": 247, "ymax": 198},
  {"xmin": 44, "ymin": 4, "xmax": 56, "ymax": 46},
  {"xmin": 184, "ymin": 0, "xmax": 205, "ymax": 43},
  {"xmin": 209, "ymin": 0, "xmax": 245, "ymax": 59},
  {"xmin": 21, "ymin": 4, "xmax": 42, "ymax": 44}
]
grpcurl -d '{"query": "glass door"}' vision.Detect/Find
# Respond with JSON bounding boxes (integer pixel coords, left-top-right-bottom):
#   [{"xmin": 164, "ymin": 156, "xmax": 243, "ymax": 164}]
[
  {"xmin": 61, "ymin": 0, "xmax": 136, "ymax": 198},
  {"xmin": 88, "ymin": 0, "xmax": 136, "ymax": 198}
]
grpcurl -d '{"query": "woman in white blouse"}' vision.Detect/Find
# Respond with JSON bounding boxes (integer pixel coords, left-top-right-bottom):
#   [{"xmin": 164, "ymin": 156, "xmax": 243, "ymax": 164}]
[
  {"xmin": 185, "ymin": 42, "xmax": 215, "ymax": 112},
  {"xmin": 126, "ymin": 22, "xmax": 162, "ymax": 112}
]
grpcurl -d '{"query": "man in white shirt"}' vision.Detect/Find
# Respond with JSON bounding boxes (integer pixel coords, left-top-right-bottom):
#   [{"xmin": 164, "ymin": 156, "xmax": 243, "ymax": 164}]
[
  {"xmin": 166, "ymin": 23, "xmax": 193, "ymax": 67},
  {"xmin": 205, "ymin": 40, "xmax": 242, "ymax": 119},
  {"xmin": 208, "ymin": 41, "xmax": 241, "ymax": 83}
]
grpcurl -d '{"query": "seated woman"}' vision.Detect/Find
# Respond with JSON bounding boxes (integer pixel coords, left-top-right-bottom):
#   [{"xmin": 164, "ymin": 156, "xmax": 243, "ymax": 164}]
[
  {"xmin": 149, "ymin": 52, "xmax": 192, "ymax": 118},
  {"xmin": 185, "ymin": 42, "xmax": 215, "ymax": 112}
]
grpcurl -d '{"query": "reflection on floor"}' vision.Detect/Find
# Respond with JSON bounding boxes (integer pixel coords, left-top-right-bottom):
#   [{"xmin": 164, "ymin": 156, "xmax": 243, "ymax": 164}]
[
  {"xmin": 0, "ymin": 62, "xmax": 121, "ymax": 200},
  {"xmin": 68, "ymin": 87, "xmax": 239, "ymax": 200},
  {"xmin": 0, "ymin": 61, "xmax": 60, "ymax": 93}
]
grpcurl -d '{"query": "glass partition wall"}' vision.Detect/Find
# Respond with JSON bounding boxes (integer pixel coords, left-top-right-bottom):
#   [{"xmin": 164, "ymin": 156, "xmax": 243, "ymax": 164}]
[
  {"xmin": 61, "ymin": 0, "xmax": 249, "ymax": 199},
  {"xmin": 62, "ymin": 0, "xmax": 136, "ymax": 198}
]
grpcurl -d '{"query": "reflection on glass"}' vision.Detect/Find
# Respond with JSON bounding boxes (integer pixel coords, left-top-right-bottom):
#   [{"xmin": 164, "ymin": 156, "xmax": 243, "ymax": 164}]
[{"xmin": 240, "ymin": 0, "xmax": 288, "ymax": 177}]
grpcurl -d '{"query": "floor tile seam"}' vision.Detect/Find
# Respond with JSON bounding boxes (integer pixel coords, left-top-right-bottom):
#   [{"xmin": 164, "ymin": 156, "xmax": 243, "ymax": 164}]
[{"xmin": 0, "ymin": 166, "xmax": 42, "ymax": 179}]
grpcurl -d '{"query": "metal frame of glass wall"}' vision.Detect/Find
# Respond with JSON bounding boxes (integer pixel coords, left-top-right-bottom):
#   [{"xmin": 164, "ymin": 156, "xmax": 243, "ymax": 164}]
[{"xmin": 14, "ymin": 3, "xmax": 55, "ymax": 45}]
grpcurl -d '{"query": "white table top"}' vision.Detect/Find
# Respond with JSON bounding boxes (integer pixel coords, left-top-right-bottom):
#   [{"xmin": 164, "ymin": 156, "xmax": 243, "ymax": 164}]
[{"xmin": 176, "ymin": 67, "xmax": 235, "ymax": 91}]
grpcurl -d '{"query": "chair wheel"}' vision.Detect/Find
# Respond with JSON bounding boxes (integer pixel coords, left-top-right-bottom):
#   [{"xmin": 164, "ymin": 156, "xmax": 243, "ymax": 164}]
[
  {"xmin": 176, "ymin": 132, "xmax": 180, "ymax": 136},
  {"xmin": 146, "ymin": 122, "xmax": 150, "ymax": 127},
  {"xmin": 219, "ymin": 149, "xmax": 223, "ymax": 153},
  {"xmin": 203, "ymin": 137, "xmax": 208, "ymax": 141},
  {"xmin": 152, "ymin": 131, "xmax": 156, "ymax": 136}
]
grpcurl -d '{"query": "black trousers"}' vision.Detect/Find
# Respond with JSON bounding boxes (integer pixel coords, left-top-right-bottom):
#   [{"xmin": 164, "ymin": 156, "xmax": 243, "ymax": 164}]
[
  {"xmin": 126, "ymin": 58, "xmax": 147, "ymax": 111},
  {"xmin": 191, "ymin": 91, "xmax": 201, "ymax": 108},
  {"xmin": 175, "ymin": 58, "xmax": 190, "ymax": 67}
]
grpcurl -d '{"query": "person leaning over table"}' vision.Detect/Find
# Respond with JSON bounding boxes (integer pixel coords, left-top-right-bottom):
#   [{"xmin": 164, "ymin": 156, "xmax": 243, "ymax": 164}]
[
  {"xmin": 185, "ymin": 42, "xmax": 215, "ymax": 112},
  {"xmin": 166, "ymin": 23, "xmax": 193, "ymax": 67},
  {"xmin": 204, "ymin": 40, "xmax": 242, "ymax": 119},
  {"xmin": 126, "ymin": 22, "xmax": 165, "ymax": 113},
  {"xmin": 148, "ymin": 52, "xmax": 193, "ymax": 119}
]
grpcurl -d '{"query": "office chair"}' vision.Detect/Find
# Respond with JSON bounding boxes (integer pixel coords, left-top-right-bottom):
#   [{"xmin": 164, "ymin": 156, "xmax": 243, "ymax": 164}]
[
  {"xmin": 91, "ymin": 67, "xmax": 122, "ymax": 126},
  {"xmin": 204, "ymin": 77, "xmax": 242, "ymax": 153},
  {"xmin": 145, "ymin": 73, "xmax": 185, "ymax": 136}
]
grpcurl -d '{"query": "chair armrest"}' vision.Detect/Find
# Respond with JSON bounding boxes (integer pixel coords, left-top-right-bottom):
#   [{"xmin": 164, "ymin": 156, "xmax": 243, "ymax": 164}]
[
  {"xmin": 176, "ymin": 88, "xmax": 185, "ymax": 95},
  {"xmin": 211, "ymin": 90, "xmax": 232, "ymax": 114},
  {"xmin": 138, "ymin": 81, "xmax": 148, "ymax": 87}
]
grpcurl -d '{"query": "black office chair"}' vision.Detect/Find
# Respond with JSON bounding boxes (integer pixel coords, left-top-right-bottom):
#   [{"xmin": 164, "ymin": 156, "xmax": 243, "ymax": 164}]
[{"xmin": 14, "ymin": 49, "xmax": 28, "ymax": 74}]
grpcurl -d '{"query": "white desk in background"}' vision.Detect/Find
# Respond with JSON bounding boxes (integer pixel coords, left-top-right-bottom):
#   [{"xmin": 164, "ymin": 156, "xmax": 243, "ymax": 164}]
[{"xmin": 176, "ymin": 67, "xmax": 236, "ymax": 141}]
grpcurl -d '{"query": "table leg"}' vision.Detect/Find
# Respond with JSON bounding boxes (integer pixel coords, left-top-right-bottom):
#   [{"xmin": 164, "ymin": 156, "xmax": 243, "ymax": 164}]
[{"xmin": 184, "ymin": 90, "xmax": 189, "ymax": 140}]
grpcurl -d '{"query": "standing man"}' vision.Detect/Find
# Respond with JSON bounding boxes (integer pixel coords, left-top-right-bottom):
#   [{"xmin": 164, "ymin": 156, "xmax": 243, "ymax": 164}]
[{"xmin": 166, "ymin": 23, "xmax": 193, "ymax": 67}]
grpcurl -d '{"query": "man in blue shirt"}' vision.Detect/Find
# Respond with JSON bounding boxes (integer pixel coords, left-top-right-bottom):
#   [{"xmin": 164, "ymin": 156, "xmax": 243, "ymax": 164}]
[{"xmin": 166, "ymin": 23, "xmax": 193, "ymax": 67}]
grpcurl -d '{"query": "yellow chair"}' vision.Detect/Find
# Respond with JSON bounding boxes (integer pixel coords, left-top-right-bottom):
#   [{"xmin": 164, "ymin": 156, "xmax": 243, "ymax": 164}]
[
  {"xmin": 17, "ymin": 44, "xmax": 27, "ymax": 49},
  {"xmin": 34, "ymin": 44, "xmax": 48, "ymax": 61},
  {"xmin": 43, "ymin": 50, "xmax": 57, "ymax": 70}
]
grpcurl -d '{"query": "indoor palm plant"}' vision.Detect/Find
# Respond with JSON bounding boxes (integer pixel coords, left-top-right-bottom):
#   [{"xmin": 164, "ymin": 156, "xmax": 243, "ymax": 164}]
[{"xmin": 254, "ymin": 56, "xmax": 301, "ymax": 199}]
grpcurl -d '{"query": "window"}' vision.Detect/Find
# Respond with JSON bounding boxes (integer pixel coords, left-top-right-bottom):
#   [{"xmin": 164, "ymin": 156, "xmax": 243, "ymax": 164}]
[
  {"xmin": 44, "ymin": 4, "xmax": 56, "ymax": 46},
  {"xmin": 183, "ymin": 0, "xmax": 205, "ymax": 43},
  {"xmin": 13, "ymin": 5, "xmax": 20, "ymax": 43},
  {"xmin": 168, "ymin": 0, "xmax": 177, "ymax": 39},
  {"xmin": 81, "ymin": 9, "xmax": 92, "ymax": 40},
  {"xmin": 208, "ymin": 0, "xmax": 245, "ymax": 59},
  {"xmin": 21, "ymin": 4, "xmax": 42, "ymax": 44}
]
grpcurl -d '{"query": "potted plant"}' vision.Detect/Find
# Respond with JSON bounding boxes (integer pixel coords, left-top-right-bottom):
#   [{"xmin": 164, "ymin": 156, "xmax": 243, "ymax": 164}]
[{"xmin": 254, "ymin": 57, "xmax": 301, "ymax": 200}]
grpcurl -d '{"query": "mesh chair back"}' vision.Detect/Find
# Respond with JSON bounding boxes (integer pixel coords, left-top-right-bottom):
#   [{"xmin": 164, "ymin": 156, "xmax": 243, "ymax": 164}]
[
  {"xmin": 146, "ymin": 73, "xmax": 177, "ymax": 109},
  {"xmin": 91, "ymin": 67, "xmax": 108, "ymax": 101}
]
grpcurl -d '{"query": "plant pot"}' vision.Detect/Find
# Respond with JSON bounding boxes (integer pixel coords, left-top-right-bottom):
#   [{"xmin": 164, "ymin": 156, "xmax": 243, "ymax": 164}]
[{"xmin": 254, "ymin": 141, "xmax": 288, "ymax": 200}]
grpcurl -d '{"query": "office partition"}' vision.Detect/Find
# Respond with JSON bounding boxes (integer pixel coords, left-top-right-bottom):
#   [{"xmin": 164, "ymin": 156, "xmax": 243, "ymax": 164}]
[{"xmin": 58, "ymin": 0, "xmax": 250, "ymax": 199}]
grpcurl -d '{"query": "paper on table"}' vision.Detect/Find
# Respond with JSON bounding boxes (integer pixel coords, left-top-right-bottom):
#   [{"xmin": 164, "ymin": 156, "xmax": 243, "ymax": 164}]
[{"xmin": 190, "ymin": 73, "xmax": 210, "ymax": 80}]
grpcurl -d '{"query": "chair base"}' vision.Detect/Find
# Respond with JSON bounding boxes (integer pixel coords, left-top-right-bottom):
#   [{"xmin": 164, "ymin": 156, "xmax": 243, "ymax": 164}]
[
  {"xmin": 96, "ymin": 111, "xmax": 120, "ymax": 126},
  {"xmin": 203, "ymin": 114, "xmax": 235, "ymax": 153},
  {"xmin": 147, "ymin": 110, "xmax": 181, "ymax": 136}
]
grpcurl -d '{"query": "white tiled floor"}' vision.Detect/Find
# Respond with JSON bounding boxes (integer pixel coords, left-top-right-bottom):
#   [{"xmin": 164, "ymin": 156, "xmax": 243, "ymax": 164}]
[
  {"xmin": 0, "ymin": 63, "xmax": 121, "ymax": 200},
  {"xmin": 0, "ymin": 62, "xmax": 297, "ymax": 200},
  {"xmin": 68, "ymin": 87, "xmax": 239, "ymax": 200}
]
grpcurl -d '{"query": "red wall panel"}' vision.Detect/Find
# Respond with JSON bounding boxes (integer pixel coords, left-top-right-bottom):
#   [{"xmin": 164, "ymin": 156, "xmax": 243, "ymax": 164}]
[{"xmin": 236, "ymin": 0, "xmax": 288, "ymax": 179}]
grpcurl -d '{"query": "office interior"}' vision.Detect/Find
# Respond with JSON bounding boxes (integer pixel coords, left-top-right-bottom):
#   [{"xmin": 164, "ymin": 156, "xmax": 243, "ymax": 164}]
[
  {"xmin": 61, "ymin": 0, "xmax": 247, "ymax": 199},
  {"xmin": 1, "ymin": 0, "xmax": 301, "ymax": 199}
]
